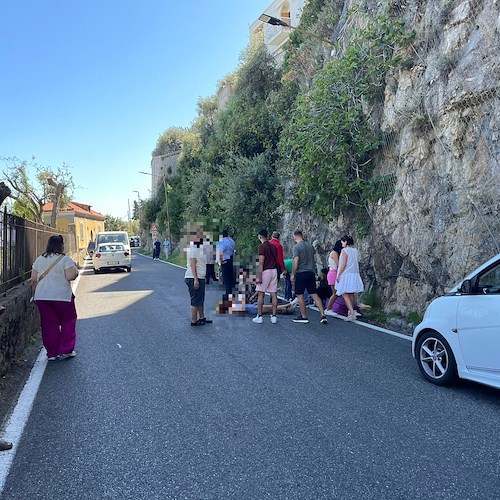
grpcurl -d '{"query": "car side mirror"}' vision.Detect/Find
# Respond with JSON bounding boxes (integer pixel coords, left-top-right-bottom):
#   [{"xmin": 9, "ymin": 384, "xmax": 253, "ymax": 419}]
[{"xmin": 459, "ymin": 279, "xmax": 472, "ymax": 294}]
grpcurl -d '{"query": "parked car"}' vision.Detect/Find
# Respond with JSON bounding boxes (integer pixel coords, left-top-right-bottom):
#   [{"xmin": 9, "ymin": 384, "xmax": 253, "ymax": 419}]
[
  {"xmin": 412, "ymin": 253, "xmax": 500, "ymax": 389},
  {"xmin": 87, "ymin": 241, "xmax": 96, "ymax": 258},
  {"xmin": 93, "ymin": 243, "xmax": 131, "ymax": 273},
  {"xmin": 96, "ymin": 231, "xmax": 130, "ymax": 253}
]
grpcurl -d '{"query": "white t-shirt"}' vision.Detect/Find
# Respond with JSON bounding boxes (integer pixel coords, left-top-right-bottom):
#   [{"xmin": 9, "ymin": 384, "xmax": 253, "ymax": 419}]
[
  {"xmin": 32, "ymin": 254, "xmax": 77, "ymax": 302},
  {"xmin": 184, "ymin": 243, "xmax": 207, "ymax": 279}
]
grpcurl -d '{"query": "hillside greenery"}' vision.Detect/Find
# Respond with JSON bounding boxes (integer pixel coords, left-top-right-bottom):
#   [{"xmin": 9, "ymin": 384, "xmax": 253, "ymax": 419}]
[{"xmin": 143, "ymin": 3, "xmax": 411, "ymax": 259}]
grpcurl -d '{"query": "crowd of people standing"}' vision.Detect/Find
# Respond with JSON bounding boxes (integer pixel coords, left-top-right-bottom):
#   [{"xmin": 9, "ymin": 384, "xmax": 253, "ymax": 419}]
[{"xmin": 183, "ymin": 226, "xmax": 364, "ymax": 326}]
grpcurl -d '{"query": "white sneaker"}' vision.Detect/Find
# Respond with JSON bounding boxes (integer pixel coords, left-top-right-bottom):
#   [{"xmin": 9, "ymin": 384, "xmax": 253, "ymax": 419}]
[
  {"xmin": 289, "ymin": 297, "xmax": 299, "ymax": 308},
  {"xmin": 355, "ymin": 311, "xmax": 362, "ymax": 317},
  {"xmin": 59, "ymin": 351, "xmax": 76, "ymax": 359},
  {"xmin": 252, "ymin": 315, "xmax": 263, "ymax": 324},
  {"xmin": 345, "ymin": 314, "xmax": 355, "ymax": 322},
  {"xmin": 270, "ymin": 315, "xmax": 277, "ymax": 324}
]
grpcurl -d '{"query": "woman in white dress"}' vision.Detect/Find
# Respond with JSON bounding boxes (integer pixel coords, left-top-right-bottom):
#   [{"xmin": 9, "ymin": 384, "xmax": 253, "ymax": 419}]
[{"xmin": 335, "ymin": 235, "xmax": 364, "ymax": 321}]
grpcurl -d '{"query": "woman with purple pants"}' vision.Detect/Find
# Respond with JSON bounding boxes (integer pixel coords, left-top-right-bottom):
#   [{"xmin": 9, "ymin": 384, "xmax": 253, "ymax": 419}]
[{"xmin": 31, "ymin": 235, "xmax": 79, "ymax": 361}]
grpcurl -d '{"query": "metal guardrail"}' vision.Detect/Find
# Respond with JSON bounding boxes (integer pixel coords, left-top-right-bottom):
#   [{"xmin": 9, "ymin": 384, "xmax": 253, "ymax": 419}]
[{"xmin": 0, "ymin": 208, "xmax": 74, "ymax": 294}]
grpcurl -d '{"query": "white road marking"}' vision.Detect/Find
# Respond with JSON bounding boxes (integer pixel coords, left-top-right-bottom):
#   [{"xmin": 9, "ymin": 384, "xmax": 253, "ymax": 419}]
[
  {"xmin": 136, "ymin": 252, "xmax": 186, "ymax": 270},
  {"xmin": 117, "ymin": 344, "xmax": 122, "ymax": 349},
  {"xmin": 308, "ymin": 305, "xmax": 411, "ymax": 341},
  {"xmin": 0, "ymin": 266, "xmax": 85, "ymax": 494}
]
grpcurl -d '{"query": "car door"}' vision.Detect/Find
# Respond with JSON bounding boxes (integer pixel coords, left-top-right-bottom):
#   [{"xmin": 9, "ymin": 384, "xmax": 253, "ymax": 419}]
[{"xmin": 457, "ymin": 261, "xmax": 500, "ymax": 372}]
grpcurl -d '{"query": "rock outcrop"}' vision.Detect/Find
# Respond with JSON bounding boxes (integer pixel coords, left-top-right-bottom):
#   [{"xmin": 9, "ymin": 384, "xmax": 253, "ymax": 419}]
[{"xmin": 282, "ymin": 0, "xmax": 499, "ymax": 314}]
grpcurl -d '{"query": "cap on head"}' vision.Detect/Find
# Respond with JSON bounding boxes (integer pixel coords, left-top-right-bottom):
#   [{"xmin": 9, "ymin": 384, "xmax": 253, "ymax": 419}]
[{"xmin": 222, "ymin": 229, "xmax": 229, "ymax": 238}]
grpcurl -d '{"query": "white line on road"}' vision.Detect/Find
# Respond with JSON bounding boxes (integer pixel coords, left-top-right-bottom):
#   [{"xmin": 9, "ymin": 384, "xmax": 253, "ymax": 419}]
[
  {"xmin": 0, "ymin": 350, "xmax": 47, "ymax": 492},
  {"xmin": 136, "ymin": 252, "xmax": 186, "ymax": 270},
  {"xmin": 308, "ymin": 305, "xmax": 412, "ymax": 341},
  {"xmin": 0, "ymin": 266, "xmax": 85, "ymax": 495}
]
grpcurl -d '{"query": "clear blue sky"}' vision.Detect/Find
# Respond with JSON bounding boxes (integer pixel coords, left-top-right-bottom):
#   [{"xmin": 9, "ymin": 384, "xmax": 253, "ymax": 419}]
[{"xmin": 0, "ymin": 0, "xmax": 272, "ymax": 218}]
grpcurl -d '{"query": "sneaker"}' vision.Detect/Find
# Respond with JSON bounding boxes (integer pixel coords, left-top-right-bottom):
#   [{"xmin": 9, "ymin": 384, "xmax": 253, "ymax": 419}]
[
  {"xmin": 345, "ymin": 314, "xmax": 355, "ymax": 322},
  {"xmin": 252, "ymin": 315, "xmax": 263, "ymax": 324},
  {"xmin": 289, "ymin": 297, "xmax": 299, "ymax": 308},
  {"xmin": 293, "ymin": 316, "xmax": 309, "ymax": 323},
  {"xmin": 59, "ymin": 351, "xmax": 76, "ymax": 360},
  {"xmin": 354, "ymin": 311, "xmax": 362, "ymax": 317},
  {"xmin": 270, "ymin": 315, "xmax": 277, "ymax": 324},
  {"xmin": 320, "ymin": 316, "xmax": 328, "ymax": 324},
  {"xmin": 47, "ymin": 356, "xmax": 57, "ymax": 361},
  {"xmin": 199, "ymin": 318, "xmax": 213, "ymax": 325}
]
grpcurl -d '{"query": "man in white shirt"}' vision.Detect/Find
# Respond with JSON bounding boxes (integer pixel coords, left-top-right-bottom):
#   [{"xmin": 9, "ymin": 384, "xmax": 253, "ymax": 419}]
[{"xmin": 184, "ymin": 229, "xmax": 212, "ymax": 326}]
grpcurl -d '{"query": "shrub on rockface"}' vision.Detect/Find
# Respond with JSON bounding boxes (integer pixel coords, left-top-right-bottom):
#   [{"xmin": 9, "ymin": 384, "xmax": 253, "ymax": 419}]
[{"xmin": 279, "ymin": 14, "xmax": 411, "ymax": 220}]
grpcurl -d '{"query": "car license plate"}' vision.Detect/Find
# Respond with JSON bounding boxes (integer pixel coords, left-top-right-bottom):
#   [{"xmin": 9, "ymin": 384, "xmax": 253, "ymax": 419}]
[{"xmin": 107, "ymin": 261, "xmax": 119, "ymax": 265}]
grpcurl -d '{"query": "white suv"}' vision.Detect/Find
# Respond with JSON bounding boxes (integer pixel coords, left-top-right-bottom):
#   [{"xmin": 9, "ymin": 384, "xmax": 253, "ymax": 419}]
[{"xmin": 412, "ymin": 254, "xmax": 500, "ymax": 389}]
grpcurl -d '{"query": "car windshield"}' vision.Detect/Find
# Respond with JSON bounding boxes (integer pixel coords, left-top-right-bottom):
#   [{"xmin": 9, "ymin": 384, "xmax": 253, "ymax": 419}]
[
  {"xmin": 98, "ymin": 244, "xmax": 125, "ymax": 252},
  {"xmin": 97, "ymin": 234, "xmax": 128, "ymax": 244}
]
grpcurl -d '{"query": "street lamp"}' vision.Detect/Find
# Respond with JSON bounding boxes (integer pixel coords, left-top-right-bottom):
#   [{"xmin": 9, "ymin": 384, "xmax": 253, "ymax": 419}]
[
  {"xmin": 258, "ymin": 12, "xmax": 335, "ymax": 46},
  {"xmin": 138, "ymin": 171, "xmax": 171, "ymax": 246}
]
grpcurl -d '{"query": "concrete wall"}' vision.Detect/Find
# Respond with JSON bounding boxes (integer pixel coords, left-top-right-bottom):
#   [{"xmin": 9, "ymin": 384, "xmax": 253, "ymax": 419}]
[{"xmin": 0, "ymin": 281, "xmax": 39, "ymax": 377}]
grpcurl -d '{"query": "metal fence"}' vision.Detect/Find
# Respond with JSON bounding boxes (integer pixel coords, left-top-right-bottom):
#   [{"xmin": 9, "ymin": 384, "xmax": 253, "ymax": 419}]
[{"xmin": 0, "ymin": 209, "xmax": 75, "ymax": 294}]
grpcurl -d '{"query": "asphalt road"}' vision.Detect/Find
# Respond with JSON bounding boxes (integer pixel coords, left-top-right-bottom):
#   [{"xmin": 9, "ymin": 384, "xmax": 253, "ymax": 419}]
[{"xmin": 2, "ymin": 252, "xmax": 500, "ymax": 499}]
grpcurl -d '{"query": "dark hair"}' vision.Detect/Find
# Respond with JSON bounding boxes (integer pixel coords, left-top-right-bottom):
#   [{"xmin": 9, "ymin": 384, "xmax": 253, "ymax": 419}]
[
  {"xmin": 258, "ymin": 229, "xmax": 268, "ymax": 238},
  {"xmin": 43, "ymin": 235, "xmax": 64, "ymax": 257},
  {"xmin": 341, "ymin": 235, "xmax": 354, "ymax": 246},
  {"xmin": 222, "ymin": 229, "xmax": 229, "ymax": 238},
  {"xmin": 321, "ymin": 267, "xmax": 328, "ymax": 276},
  {"xmin": 333, "ymin": 240, "xmax": 343, "ymax": 255},
  {"xmin": 293, "ymin": 230, "xmax": 303, "ymax": 237}
]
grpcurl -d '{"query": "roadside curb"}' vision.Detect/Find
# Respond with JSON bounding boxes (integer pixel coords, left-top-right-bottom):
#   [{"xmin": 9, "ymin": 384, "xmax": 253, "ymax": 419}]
[{"xmin": 136, "ymin": 252, "xmax": 186, "ymax": 270}]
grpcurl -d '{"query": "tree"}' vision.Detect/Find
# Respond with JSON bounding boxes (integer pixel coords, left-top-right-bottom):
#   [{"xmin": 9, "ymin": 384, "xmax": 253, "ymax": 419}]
[
  {"xmin": 1, "ymin": 157, "xmax": 75, "ymax": 224},
  {"xmin": 152, "ymin": 127, "xmax": 187, "ymax": 157},
  {"xmin": 104, "ymin": 215, "xmax": 128, "ymax": 231}
]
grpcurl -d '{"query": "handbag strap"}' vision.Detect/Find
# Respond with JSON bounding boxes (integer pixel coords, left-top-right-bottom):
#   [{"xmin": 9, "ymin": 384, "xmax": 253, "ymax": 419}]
[{"xmin": 37, "ymin": 254, "xmax": 65, "ymax": 283}]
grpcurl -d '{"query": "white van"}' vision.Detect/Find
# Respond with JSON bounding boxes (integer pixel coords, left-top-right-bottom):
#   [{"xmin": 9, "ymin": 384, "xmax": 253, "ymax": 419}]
[{"xmin": 95, "ymin": 231, "xmax": 130, "ymax": 253}]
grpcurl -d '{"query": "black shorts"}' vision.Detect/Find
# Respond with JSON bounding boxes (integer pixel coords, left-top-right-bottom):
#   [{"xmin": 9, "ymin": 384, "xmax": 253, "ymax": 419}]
[
  {"xmin": 185, "ymin": 278, "xmax": 206, "ymax": 307},
  {"xmin": 294, "ymin": 271, "xmax": 317, "ymax": 296}
]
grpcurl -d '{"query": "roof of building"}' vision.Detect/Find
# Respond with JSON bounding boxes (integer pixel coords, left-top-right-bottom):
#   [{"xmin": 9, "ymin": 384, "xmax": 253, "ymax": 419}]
[{"xmin": 42, "ymin": 201, "xmax": 105, "ymax": 220}]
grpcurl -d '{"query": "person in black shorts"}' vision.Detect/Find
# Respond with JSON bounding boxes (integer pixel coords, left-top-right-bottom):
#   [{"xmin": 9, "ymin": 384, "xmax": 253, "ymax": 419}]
[{"xmin": 290, "ymin": 230, "xmax": 327, "ymax": 324}]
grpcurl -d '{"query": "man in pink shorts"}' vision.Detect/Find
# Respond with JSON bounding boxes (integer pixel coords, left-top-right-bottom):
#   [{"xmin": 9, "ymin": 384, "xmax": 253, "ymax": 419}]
[{"xmin": 253, "ymin": 229, "xmax": 279, "ymax": 324}]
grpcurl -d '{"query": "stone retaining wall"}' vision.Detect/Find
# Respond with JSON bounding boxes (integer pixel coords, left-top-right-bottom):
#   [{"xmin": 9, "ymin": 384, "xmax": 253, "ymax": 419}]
[{"xmin": 0, "ymin": 280, "xmax": 40, "ymax": 377}]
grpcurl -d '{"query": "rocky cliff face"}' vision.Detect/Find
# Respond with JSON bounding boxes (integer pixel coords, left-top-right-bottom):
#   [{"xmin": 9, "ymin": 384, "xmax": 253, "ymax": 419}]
[{"xmin": 282, "ymin": 0, "xmax": 499, "ymax": 314}]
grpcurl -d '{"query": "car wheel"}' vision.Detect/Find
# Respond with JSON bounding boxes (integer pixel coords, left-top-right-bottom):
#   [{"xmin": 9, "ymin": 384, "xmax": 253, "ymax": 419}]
[
  {"xmin": 126, "ymin": 266, "xmax": 131, "ymax": 273},
  {"xmin": 416, "ymin": 330, "xmax": 458, "ymax": 386}
]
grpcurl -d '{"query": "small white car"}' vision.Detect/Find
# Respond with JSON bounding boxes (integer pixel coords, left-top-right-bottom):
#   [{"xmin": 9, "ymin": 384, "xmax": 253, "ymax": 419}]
[
  {"xmin": 93, "ymin": 243, "xmax": 131, "ymax": 273},
  {"xmin": 412, "ymin": 253, "xmax": 500, "ymax": 389}
]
